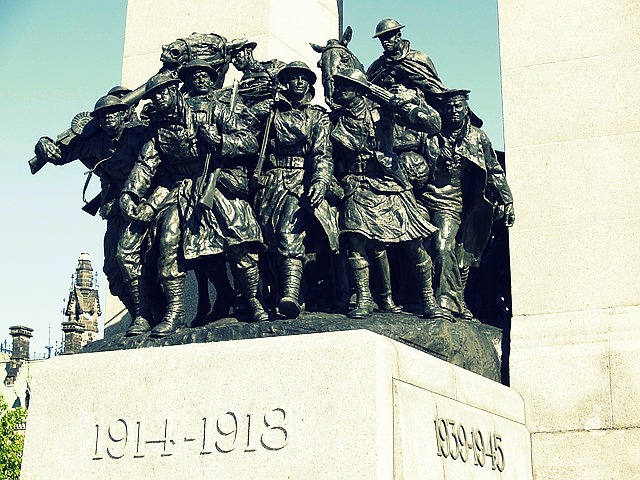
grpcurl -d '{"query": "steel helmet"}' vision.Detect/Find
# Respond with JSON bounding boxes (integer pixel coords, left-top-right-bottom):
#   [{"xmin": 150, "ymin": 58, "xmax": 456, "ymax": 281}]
[{"xmin": 372, "ymin": 18, "xmax": 405, "ymax": 38}]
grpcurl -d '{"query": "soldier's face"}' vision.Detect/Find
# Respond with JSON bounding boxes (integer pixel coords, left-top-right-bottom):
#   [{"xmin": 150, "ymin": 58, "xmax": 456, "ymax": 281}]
[
  {"xmin": 97, "ymin": 109, "xmax": 125, "ymax": 137},
  {"xmin": 187, "ymin": 69, "xmax": 213, "ymax": 95},
  {"xmin": 333, "ymin": 81, "xmax": 361, "ymax": 106},
  {"xmin": 286, "ymin": 74, "xmax": 310, "ymax": 101},
  {"xmin": 152, "ymin": 86, "xmax": 177, "ymax": 113},
  {"xmin": 232, "ymin": 49, "xmax": 250, "ymax": 71},
  {"xmin": 379, "ymin": 31, "xmax": 402, "ymax": 53},
  {"xmin": 443, "ymin": 96, "xmax": 469, "ymax": 127}
]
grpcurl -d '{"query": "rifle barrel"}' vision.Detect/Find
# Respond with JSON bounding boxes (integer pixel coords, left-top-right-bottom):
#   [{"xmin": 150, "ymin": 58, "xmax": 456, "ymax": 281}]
[{"xmin": 119, "ymin": 84, "xmax": 147, "ymax": 107}]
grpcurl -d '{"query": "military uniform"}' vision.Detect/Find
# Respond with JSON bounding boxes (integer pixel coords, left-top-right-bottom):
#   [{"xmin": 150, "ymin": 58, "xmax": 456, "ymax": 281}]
[
  {"xmin": 398, "ymin": 116, "xmax": 513, "ymax": 315},
  {"xmin": 253, "ymin": 95, "xmax": 338, "ymax": 258},
  {"xmin": 330, "ymin": 68, "xmax": 448, "ymax": 320},
  {"xmin": 367, "ymin": 38, "xmax": 446, "ymax": 105},
  {"xmin": 251, "ymin": 61, "xmax": 339, "ymax": 318},
  {"xmin": 37, "ymin": 113, "xmax": 147, "ymax": 316},
  {"xmin": 121, "ymin": 76, "xmax": 266, "ymax": 335}
]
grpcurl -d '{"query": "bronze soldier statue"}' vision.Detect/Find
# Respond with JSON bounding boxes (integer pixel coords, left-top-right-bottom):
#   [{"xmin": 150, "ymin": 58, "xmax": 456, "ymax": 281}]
[
  {"xmin": 329, "ymin": 68, "xmax": 448, "ymax": 320},
  {"xmin": 366, "ymin": 19, "xmax": 446, "ymax": 106},
  {"xmin": 227, "ymin": 39, "xmax": 285, "ymax": 107},
  {"xmin": 252, "ymin": 61, "xmax": 339, "ymax": 319},
  {"xmin": 34, "ymin": 94, "xmax": 148, "ymax": 325},
  {"xmin": 398, "ymin": 89, "xmax": 514, "ymax": 320},
  {"xmin": 178, "ymin": 59, "xmax": 238, "ymax": 325},
  {"xmin": 119, "ymin": 73, "xmax": 268, "ymax": 337}
]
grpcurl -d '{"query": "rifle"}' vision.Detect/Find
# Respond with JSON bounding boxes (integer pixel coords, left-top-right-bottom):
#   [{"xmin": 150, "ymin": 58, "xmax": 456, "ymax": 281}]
[
  {"xmin": 250, "ymin": 92, "xmax": 277, "ymax": 191},
  {"xmin": 81, "ymin": 194, "xmax": 102, "ymax": 216},
  {"xmin": 198, "ymin": 79, "xmax": 239, "ymax": 209}
]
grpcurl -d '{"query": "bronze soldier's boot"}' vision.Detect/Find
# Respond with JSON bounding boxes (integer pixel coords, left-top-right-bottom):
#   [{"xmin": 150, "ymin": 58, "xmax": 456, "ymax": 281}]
[
  {"xmin": 416, "ymin": 259, "xmax": 454, "ymax": 322},
  {"xmin": 348, "ymin": 257, "xmax": 374, "ymax": 319},
  {"xmin": 278, "ymin": 257, "xmax": 303, "ymax": 319},
  {"xmin": 233, "ymin": 264, "xmax": 269, "ymax": 323},
  {"xmin": 458, "ymin": 266, "xmax": 475, "ymax": 321},
  {"xmin": 151, "ymin": 277, "xmax": 185, "ymax": 337},
  {"xmin": 370, "ymin": 250, "xmax": 402, "ymax": 314},
  {"xmin": 125, "ymin": 277, "xmax": 152, "ymax": 336}
]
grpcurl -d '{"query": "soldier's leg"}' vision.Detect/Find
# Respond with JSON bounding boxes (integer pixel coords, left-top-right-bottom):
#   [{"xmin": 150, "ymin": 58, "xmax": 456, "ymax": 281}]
[
  {"xmin": 190, "ymin": 254, "xmax": 236, "ymax": 327},
  {"xmin": 368, "ymin": 246, "xmax": 402, "ymax": 314},
  {"xmin": 403, "ymin": 238, "xmax": 452, "ymax": 321},
  {"xmin": 276, "ymin": 195, "xmax": 306, "ymax": 319},
  {"xmin": 104, "ymin": 214, "xmax": 135, "ymax": 317},
  {"xmin": 117, "ymin": 221, "xmax": 153, "ymax": 336},
  {"xmin": 345, "ymin": 233, "xmax": 374, "ymax": 319},
  {"xmin": 228, "ymin": 245, "xmax": 269, "ymax": 323},
  {"xmin": 428, "ymin": 210, "xmax": 464, "ymax": 315},
  {"xmin": 152, "ymin": 205, "xmax": 186, "ymax": 337},
  {"xmin": 457, "ymin": 266, "xmax": 475, "ymax": 321}
]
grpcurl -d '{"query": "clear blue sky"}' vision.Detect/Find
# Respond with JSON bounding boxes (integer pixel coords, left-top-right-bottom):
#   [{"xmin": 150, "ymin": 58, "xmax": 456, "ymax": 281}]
[{"xmin": 0, "ymin": 0, "xmax": 503, "ymax": 355}]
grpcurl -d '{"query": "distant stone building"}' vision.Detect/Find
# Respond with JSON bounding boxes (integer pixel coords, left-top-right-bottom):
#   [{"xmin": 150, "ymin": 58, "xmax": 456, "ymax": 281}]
[
  {"xmin": 64, "ymin": 252, "xmax": 101, "ymax": 348},
  {"xmin": 1, "ymin": 326, "xmax": 44, "ymax": 410}
]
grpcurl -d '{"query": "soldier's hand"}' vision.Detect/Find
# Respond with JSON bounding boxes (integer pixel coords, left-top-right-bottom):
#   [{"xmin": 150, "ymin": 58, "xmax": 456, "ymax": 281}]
[
  {"xmin": 35, "ymin": 137, "xmax": 62, "ymax": 162},
  {"xmin": 119, "ymin": 193, "xmax": 139, "ymax": 222},
  {"xmin": 198, "ymin": 124, "xmax": 221, "ymax": 147},
  {"xmin": 503, "ymin": 202, "xmax": 515, "ymax": 227},
  {"xmin": 99, "ymin": 201, "xmax": 114, "ymax": 220},
  {"xmin": 308, "ymin": 182, "xmax": 327, "ymax": 208},
  {"xmin": 135, "ymin": 204, "xmax": 155, "ymax": 223},
  {"xmin": 389, "ymin": 85, "xmax": 418, "ymax": 108}
]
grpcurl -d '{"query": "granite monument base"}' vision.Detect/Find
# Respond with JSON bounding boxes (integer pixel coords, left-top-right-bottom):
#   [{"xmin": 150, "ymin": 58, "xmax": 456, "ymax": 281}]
[{"xmin": 20, "ymin": 330, "xmax": 532, "ymax": 479}]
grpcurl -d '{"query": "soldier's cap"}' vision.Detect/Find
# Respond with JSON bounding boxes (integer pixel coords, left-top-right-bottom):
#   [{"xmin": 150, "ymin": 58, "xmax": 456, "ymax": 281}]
[
  {"xmin": 277, "ymin": 61, "xmax": 317, "ymax": 85},
  {"xmin": 142, "ymin": 73, "xmax": 181, "ymax": 100},
  {"xmin": 227, "ymin": 38, "xmax": 257, "ymax": 56},
  {"xmin": 373, "ymin": 18, "xmax": 405, "ymax": 38},
  {"xmin": 178, "ymin": 59, "xmax": 219, "ymax": 82},
  {"xmin": 90, "ymin": 95, "xmax": 129, "ymax": 117},
  {"xmin": 107, "ymin": 85, "xmax": 133, "ymax": 98},
  {"xmin": 333, "ymin": 68, "xmax": 369, "ymax": 90},
  {"xmin": 438, "ymin": 88, "xmax": 471, "ymax": 102}
]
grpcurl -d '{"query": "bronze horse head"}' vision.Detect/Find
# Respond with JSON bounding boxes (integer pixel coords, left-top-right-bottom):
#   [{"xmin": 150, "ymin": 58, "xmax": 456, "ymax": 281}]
[{"xmin": 311, "ymin": 26, "xmax": 365, "ymax": 108}]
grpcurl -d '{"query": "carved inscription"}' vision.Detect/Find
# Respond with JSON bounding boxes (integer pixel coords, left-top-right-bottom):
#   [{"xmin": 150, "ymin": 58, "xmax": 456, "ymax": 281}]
[
  {"xmin": 93, "ymin": 408, "xmax": 288, "ymax": 460},
  {"xmin": 434, "ymin": 417, "xmax": 504, "ymax": 472}
]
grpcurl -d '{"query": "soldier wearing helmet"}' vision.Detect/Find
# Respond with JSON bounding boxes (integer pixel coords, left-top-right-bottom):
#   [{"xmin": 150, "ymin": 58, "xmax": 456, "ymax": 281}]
[
  {"xmin": 176, "ymin": 59, "xmax": 253, "ymax": 326},
  {"xmin": 118, "ymin": 71, "xmax": 268, "ymax": 337},
  {"xmin": 251, "ymin": 61, "xmax": 339, "ymax": 319},
  {"xmin": 34, "ymin": 93, "xmax": 148, "ymax": 325},
  {"xmin": 329, "ymin": 68, "xmax": 449, "ymax": 321},
  {"xmin": 367, "ymin": 18, "xmax": 446, "ymax": 106},
  {"xmin": 107, "ymin": 85, "xmax": 143, "ymax": 126},
  {"xmin": 178, "ymin": 59, "xmax": 219, "ymax": 101}
]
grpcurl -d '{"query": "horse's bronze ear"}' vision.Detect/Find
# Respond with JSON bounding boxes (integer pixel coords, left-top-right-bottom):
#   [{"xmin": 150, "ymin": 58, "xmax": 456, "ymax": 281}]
[
  {"xmin": 340, "ymin": 26, "xmax": 353, "ymax": 46},
  {"xmin": 310, "ymin": 42, "xmax": 325, "ymax": 53}
]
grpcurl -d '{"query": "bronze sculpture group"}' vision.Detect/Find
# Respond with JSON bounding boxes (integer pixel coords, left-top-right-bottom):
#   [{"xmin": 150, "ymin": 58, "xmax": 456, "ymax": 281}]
[{"xmin": 32, "ymin": 20, "xmax": 514, "ymax": 338}]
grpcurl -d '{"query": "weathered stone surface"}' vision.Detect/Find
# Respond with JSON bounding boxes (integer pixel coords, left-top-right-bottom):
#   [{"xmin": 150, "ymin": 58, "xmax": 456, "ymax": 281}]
[
  {"xmin": 84, "ymin": 312, "xmax": 502, "ymax": 382},
  {"xmin": 22, "ymin": 331, "xmax": 530, "ymax": 480}
]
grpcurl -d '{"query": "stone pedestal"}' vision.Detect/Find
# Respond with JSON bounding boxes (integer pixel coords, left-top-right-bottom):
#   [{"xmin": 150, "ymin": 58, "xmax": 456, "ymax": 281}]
[
  {"xmin": 20, "ymin": 330, "xmax": 532, "ymax": 479},
  {"xmin": 497, "ymin": 0, "xmax": 640, "ymax": 478}
]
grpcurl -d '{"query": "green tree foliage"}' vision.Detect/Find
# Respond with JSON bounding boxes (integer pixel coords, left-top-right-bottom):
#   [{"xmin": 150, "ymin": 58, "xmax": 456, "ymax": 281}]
[{"xmin": 0, "ymin": 396, "xmax": 27, "ymax": 480}]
